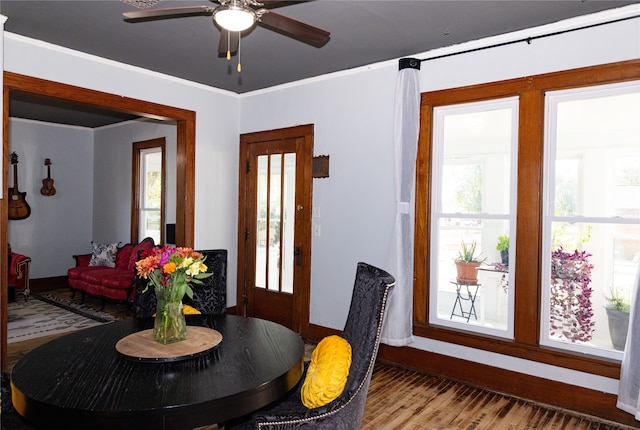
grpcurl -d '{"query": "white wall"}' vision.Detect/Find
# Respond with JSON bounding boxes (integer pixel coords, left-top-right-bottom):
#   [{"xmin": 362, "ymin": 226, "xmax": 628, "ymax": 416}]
[
  {"xmin": 8, "ymin": 119, "xmax": 94, "ymax": 278},
  {"xmin": 4, "ymin": 32, "xmax": 241, "ymax": 303},
  {"xmin": 418, "ymin": 6, "xmax": 640, "ymax": 92}
]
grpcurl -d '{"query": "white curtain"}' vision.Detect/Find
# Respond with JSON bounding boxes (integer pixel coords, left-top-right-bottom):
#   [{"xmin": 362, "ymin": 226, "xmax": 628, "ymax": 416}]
[
  {"xmin": 381, "ymin": 58, "xmax": 420, "ymax": 347},
  {"xmin": 617, "ymin": 262, "xmax": 640, "ymax": 420}
]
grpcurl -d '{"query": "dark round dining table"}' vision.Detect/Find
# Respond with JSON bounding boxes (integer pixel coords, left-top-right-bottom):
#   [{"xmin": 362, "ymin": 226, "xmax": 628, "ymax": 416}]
[{"xmin": 10, "ymin": 314, "xmax": 305, "ymax": 430}]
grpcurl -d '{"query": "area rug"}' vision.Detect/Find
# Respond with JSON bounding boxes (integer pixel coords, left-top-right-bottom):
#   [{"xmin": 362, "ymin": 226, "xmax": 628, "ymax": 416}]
[{"xmin": 7, "ymin": 295, "xmax": 119, "ymax": 344}]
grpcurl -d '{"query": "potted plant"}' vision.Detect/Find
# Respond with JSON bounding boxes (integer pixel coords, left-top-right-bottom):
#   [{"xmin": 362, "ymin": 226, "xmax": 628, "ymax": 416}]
[
  {"xmin": 604, "ymin": 286, "xmax": 631, "ymax": 351},
  {"xmin": 549, "ymin": 248, "xmax": 595, "ymax": 343},
  {"xmin": 496, "ymin": 235, "xmax": 509, "ymax": 266},
  {"xmin": 454, "ymin": 240, "xmax": 486, "ymax": 285}
]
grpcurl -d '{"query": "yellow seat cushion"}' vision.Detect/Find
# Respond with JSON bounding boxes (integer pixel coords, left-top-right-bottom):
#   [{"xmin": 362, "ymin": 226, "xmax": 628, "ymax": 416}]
[
  {"xmin": 301, "ymin": 335, "xmax": 352, "ymax": 409},
  {"xmin": 182, "ymin": 304, "xmax": 201, "ymax": 315}
]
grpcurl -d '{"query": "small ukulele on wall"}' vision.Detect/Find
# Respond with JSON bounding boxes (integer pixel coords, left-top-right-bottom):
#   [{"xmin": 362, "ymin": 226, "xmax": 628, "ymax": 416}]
[
  {"xmin": 41, "ymin": 158, "xmax": 56, "ymax": 196},
  {"xmin": 8, "ymin": 152, "xmax": 32, "ymax": 220}
]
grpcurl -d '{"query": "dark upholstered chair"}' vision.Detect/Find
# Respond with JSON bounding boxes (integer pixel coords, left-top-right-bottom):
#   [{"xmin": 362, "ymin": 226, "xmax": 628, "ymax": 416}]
[
  {"xmin": 183, "ymin": 249, "xmax": 227, "ymax": 315},
  {"xmin": 227, "ymin": 262, "xmax": 395, "ymax": 430},
  {"xmin": 133, "ymin": 249, "xmax": 227, "ymax": 318}
]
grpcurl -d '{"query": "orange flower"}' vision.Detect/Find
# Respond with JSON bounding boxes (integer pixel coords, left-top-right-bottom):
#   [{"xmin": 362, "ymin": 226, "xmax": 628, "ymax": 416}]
[
  {"xmin": 136, "ymin": 255, "xmax": 161, "ymax": 279},
  {"xmin": 163, "ymin": 262, "xmax": 177, "ymax": 275}
]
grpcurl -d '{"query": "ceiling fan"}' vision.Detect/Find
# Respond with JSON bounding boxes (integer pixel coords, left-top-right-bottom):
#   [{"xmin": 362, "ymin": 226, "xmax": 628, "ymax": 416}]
[{"xmin": 123, "ymin": 0, "xmax": 330, "ymax": 62}]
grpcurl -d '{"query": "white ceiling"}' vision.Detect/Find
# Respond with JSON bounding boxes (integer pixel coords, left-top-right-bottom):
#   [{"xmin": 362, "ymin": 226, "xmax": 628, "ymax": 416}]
[{"xmin": 2, "ymin": 0, "xmax": 638, "ymax": 127}]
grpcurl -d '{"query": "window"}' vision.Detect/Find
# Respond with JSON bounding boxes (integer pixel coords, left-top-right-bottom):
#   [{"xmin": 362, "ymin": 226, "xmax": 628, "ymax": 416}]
[
  {"xmin": 132, "ymin": 138, "xmax": 166, "ymax": 245},
  {"xmin": 414, "ymin": 60, "xmax": 640, "ymax": 377},
  {"xmin": 429, "ymin": 98, "xmax": 518, "ymax": 338},
  {"xmin": 541, "ymin": 81, "xmax": 640, "ymax": 359}
]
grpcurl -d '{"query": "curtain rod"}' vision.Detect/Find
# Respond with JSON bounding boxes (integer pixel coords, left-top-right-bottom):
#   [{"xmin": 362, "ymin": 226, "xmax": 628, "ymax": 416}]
[{"xmin": 417, "ymin": 13, "xmax": 640, "ymax": 64}]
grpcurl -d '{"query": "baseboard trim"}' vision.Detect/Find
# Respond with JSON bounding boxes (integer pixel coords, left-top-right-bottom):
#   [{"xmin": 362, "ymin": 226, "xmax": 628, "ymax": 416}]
[
  {"xmin": 307, "ymin": 323, "xmax": 635, "ymax": 427},
  {"xmin": 308, "ymin": 323, "xmax": 340, "ymax": 342},
  {"xmin": 30, "ymin": 276, "xmax": 69, "ymax": 293}
]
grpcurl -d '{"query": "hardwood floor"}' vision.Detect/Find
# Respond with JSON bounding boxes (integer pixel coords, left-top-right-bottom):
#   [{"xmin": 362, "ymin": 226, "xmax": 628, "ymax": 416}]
[
  {"xmin": 363, "ymin": 363, "xmax": 637, "ymax": 430},
  {"xmin": 7, "ymin": 288, "xmax": 638, "ymax": 429}
]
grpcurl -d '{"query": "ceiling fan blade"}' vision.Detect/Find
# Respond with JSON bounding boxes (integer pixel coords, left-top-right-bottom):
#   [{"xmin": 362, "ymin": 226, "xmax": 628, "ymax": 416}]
[
  {"xmin": 258, "ymin": 1, "xmax": 312, "ymax": 9},
  {"xmin": 218, "ymin": 31, "xmax": 240, "ymax": 57},
  {"xmin": 123, "ymin": 6, "xmax": 215, "ymax": 21},
  {"xmin": 258, "ymin": 10, "xmax": 330, "ymax": 47}
]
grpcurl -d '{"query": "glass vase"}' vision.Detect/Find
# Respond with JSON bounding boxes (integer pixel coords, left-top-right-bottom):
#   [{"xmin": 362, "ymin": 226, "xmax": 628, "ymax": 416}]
[{"xmin": 154, "ymin": 298, "xmax": 187, "ymax": 344}]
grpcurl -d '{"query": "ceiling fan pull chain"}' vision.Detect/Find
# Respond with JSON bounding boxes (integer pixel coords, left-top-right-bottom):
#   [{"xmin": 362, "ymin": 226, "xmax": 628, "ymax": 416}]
[
  {"xmin": 227, "ymin": 30, "xmax": 232, "ymax": 60},
  {"xmin": 237, "ymin": 34, "xmax": 242, "ymax": 73}
]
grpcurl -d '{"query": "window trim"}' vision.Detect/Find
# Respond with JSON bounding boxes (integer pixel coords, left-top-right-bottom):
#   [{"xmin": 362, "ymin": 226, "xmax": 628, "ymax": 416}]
[
  {"xmin": 413, "ymin": 59, "xmax": 640, "ymax": 379},
  {"xmin": 131, "ymin": 137, "xmax": 166, "ymax": 245}
]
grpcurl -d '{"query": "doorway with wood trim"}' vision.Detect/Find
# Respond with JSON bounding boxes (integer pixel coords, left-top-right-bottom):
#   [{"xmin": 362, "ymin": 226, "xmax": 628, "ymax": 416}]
[
  {"xmin": 1, "ymin": 72, "xmax": 196, "ymax": 370},
  {"xmin": 237, "ymin": 125, "xmax": 313, "ymax": 337}
]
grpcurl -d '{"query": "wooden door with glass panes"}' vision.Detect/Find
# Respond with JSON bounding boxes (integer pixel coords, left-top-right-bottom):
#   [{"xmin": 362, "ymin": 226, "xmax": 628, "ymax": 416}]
[{"xmin": 237, "ymin": 125, "xmax": 313, "ymax": 336}]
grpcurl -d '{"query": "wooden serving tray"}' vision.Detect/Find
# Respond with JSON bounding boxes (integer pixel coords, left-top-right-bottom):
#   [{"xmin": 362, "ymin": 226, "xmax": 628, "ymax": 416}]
[{"xmin": 116, "ymin": 326, "xmax": 222, "ymax": 363}]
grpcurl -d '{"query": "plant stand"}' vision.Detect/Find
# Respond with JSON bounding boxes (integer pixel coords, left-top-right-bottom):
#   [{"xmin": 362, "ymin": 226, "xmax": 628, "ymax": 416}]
[{"xmin": 450, "ymin": 280, "xmax": 481, "ymax": 322}]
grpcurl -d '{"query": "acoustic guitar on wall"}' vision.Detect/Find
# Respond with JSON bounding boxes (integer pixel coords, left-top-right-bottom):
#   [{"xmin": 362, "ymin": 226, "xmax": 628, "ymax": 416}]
[
  {"xmin": 8, "ymin": 152, "xmax": 31, "ymax": 220},
  {"xmin": 41, "ymin": 158, "xmax": 56, "ymax": 196}
]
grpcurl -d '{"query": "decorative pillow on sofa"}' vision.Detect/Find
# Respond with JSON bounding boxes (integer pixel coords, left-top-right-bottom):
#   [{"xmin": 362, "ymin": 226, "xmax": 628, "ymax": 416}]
[
  {"xmin": 115, "ymin": 243, "xmax": 134, "ymax": 270},
  {"xmin": 89, "ymin": 242, "xmax": 119, "ymax": 268},
  {"xmin": 301, "ymin": 335, "xmax": 352, "ymax": 409}
]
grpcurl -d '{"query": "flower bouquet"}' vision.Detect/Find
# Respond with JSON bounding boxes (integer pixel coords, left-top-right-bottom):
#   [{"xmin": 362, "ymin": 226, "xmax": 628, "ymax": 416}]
[{"xmin": 136, "ymin": 246, "xmax": 212, "ymax": 344}]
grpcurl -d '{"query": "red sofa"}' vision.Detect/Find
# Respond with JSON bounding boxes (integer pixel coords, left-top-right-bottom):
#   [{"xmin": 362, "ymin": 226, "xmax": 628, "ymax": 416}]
[{"xmin": 68, "ymin": 237, "xmax": 155, "ymax": 306}]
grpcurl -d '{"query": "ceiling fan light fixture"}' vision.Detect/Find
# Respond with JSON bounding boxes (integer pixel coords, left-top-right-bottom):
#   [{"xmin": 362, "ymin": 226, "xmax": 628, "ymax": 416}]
[{"xmin": 213, "ymin": 5, "xmax": 256, "ymax": 32}]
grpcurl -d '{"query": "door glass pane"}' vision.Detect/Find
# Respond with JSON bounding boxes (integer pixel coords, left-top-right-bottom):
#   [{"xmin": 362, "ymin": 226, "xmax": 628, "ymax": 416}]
[
  {"xmin": 542, "ymin": 81, "xmax": 640, "ymax": 359},
  {"xmin": 268, "ymin": 154, "xmax": 282, "ymax": 290},
  {"xmin": 256, "ymin": 155, "xmax": 268, "ymax": 289},
  {"xmin": 281, "ymin": 153, "xmax": 296, "ymax": 293},
  {"xmin": 255, "ymin": 153, "xmax": 296, "ymax": 293},
  {"xmin": 429, "ymin": 97, "xmax": 518, "ymax": 338}
]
